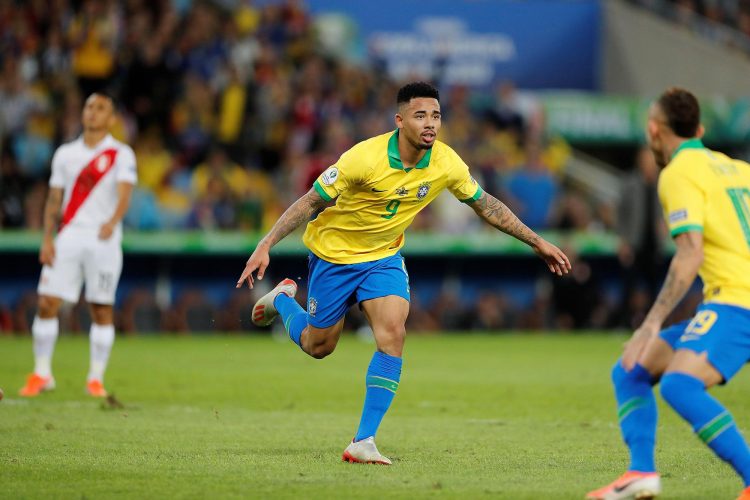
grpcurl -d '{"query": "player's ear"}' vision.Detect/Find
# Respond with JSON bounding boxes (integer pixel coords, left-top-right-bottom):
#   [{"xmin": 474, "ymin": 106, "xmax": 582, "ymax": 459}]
[
  {"xmin": 394, "ymin": 113, "xmax": 403, "ymax": 129},
  {"xmin": 646, "ymin": 119, "xmax": 659, "ymax": 141},
  {"xmin": 696, "ymin": 124, "xmax": 705, "ymax": 139}
]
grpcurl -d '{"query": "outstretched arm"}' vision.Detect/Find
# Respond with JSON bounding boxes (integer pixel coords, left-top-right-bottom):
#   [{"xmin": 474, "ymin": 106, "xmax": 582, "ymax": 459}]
[
  {"xmin": 622, "ymin": 231, "xmax": 703, "ymax": 370},
  {"xmin": 468, "ymin": 191, "xmax": 571, "ymax": 276},
  {"xmin": 236, "ymin": 187, "xmax": 329, "ymax": 289}
]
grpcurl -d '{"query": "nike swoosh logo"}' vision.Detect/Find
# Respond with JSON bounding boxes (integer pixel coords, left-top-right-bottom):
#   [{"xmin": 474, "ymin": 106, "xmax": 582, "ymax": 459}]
[
  {"xmin": 613, "ymin": 480, "xmax": 637, "ymax": 493},
  {"xmin": 371, "ymin": 188, "xmax": 387, "ymax": 192}
]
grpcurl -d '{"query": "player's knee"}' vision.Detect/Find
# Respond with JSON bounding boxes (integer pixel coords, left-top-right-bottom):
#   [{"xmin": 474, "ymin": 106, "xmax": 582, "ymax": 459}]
[
  {"xmin": 309, "ymin": 342, "xmax": 335, "ymax": 359},
  {"xmin": 90, "ymin": 306, "xmax": 113, "ymax": 325},
  {"xmin": 382, "ymin": 320, "xmax": 406, "ymax": 341},
  {"xmin": 611, "ymin": 359, "xmax": 653, "ymax": 387},
  {"xmin": 37, "ymin": 296, "xmax": 60, "ymax": 318}
]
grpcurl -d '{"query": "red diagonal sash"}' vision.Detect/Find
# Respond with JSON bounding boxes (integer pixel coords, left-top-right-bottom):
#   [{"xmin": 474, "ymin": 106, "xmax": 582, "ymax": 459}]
[{"xmin": 59, "ymin": 148, "xmax": 118, "ymax": 231}]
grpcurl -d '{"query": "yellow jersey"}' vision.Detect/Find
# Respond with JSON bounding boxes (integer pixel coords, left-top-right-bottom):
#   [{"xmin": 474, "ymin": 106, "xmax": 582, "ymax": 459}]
[
  {"xmin": 658, "ymin": 139, "xmax": 750, "ymax": 308},
  {"xmin": 303, "ymin": 130, "xmax": 482, "ymax": 264}
]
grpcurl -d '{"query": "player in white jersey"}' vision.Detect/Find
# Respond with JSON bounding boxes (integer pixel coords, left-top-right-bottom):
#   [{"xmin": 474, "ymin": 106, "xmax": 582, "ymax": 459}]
[{"xmin": 19, "ymin": 93, "xmax": 137, "ymax": 398}]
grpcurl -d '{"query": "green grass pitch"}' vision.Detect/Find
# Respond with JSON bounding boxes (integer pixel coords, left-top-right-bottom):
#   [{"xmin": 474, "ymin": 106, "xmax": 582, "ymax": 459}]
[{"xmin": 1, "ymin": 333, "xmax": 748, "ymax": 499}]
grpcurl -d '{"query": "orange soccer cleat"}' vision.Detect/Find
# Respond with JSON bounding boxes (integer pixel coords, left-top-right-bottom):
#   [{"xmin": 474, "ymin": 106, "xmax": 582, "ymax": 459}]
[
  {"xmin": 19, "ymin": 373, "xmax": 56, "ymax": 397},
  {"xmin": 586, "ymin": 471, "xmax": 661, "ymax": 500},
  {"xmin": 737, "ymin": 486, "xmax": 750, "ymax": 500},
  {"xmin": 86, "ymin": 379, "xmax": 108, "ymax": 398},
  {"xmin": 251, "ymin": 278, "xmax": 298, "ymax": 326}
]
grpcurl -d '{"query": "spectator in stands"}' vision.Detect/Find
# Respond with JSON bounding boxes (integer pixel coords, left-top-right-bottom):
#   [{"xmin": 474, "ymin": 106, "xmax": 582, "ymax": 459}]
[
  {"xmin": 67, "ymin": 0, "xmax": 120, "ymax": 96},
  {"xmin": 551, "ymin": 248, "xmax": 607, "ymax": 329},
  {"xmin": 617, "ymin": 146, "xmax": 664, "ymax": 319},
  {"xmin": 503, "ymin": 142, "xmax": 559, "ymax": 230},
  {"xmin": 0, "ymin": 151, "xmax": 28, "ymax": 228}
]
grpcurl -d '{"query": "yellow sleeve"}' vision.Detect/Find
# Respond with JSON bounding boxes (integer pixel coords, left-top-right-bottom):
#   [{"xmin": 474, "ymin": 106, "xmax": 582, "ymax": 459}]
[
  {"xmin": 446, "ymin": 149, "xmax": 483, "ymax": 203},
  {"xmin": 312, "ymin": 147, "xmax": 364, "ymax": 201},
  {"xmin": 658, "ymin": 164, "xmax": 705, "ymax": 237}
]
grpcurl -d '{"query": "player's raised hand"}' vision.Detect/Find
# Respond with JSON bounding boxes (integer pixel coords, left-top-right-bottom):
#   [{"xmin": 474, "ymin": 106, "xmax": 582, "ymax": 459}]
[
  {"xmin": 236, "ymin": 245, "xmax": 270, "ymax": 289},
  {"xmin": 39, "ymin": 237, "xmax": 55, "ymax": 266},
  {"xmin": 532, "ymin": 239, "xmax": 572, "ymax": 276}
]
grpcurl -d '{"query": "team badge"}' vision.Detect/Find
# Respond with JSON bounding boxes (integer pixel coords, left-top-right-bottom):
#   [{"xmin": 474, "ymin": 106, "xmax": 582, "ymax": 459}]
[
  {"xmin": 416, "ymin": 181, "xmax": 431, "ymax": 200},
  {"xmin": 395, "ymin": 187, "xmax": 408, "ymax": 196},
  {"xmin": 96, "ymin": 155, "xmax": 110, "ymax": 172},
  {"xmin": 308, "ymin": 297, "xmax": 318, "ymax": 316},
  {"xmin": 321, "ymin": 167, "xmax": 339, "ymax": 186}
]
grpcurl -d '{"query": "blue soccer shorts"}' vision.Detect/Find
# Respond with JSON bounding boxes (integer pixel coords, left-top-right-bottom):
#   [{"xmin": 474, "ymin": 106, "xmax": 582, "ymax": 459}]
[
  {"xmin": 659, "ymin": 302, "xmax": 750, "ymax": 382},
  {"xmin": 305, "ymin": 252, "xmax": 410, "ymax": 328}
]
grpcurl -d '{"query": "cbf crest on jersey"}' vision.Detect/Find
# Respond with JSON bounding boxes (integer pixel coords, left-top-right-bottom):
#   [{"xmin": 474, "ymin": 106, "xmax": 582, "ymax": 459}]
[
  {"xmin": 417, "ymin": 181, "xmax": 431, "ymax": 200},
  {"xmin": 321, "ymin": 167, "xmax": 338, "ymax": 186},
  {"xmin": 308, "ymin": 297, "xmax": 318, "ymax": 316}
]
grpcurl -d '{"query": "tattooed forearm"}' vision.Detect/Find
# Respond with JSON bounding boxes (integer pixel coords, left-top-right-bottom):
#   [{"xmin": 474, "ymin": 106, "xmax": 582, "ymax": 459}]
[
  {"xmin": 43, "ymin": 188, "xmax": 63, "ymax": 238},
  {"xmin": 642, "ymin": 232, "xmax": 703, "ymax": 327},
  {"xmin": 643, "ymin": 267, "xmax": 688, "ymax": 326},
  {"xmin": 470, "ymin": 192, "xmax": 540, "ymax": 247},
  {"xmin": 258, "ymin": 188, "xmax": 328, "ymax": 249}
]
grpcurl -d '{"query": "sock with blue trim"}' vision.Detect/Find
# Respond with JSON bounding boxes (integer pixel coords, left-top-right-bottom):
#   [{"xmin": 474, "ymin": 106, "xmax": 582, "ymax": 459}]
[
  {"xmin": 661, "ymin": 372, "xmax": 750, "ymax": 487},
  {"xmin": 273, "ymin": 294, "xmax": 307, "ymax": 348},
  {"xmin": 611, "ymin": 360, "xmax": 657, "ymax": 472},
  {"xmin": 354, "ymin": 351, "xmax": 403, "ymax": 441}
]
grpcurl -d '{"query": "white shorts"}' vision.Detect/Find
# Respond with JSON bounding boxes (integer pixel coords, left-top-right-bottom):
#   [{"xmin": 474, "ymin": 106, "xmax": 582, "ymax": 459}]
[{"xmin": 37, "ymin": 226, "xmax": 123, "ymax": 305}]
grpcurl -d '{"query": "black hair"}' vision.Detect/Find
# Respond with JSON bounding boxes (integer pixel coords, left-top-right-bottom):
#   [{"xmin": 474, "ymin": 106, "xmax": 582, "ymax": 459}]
[
  {"xmin": 88, "ymin": 91, "xmax": 118, "ymax": 112},
  {"xmin": 397, "ymin": 81, "xmax": 440, "ymax": 105},
  {"xmin": 657, "ymin": 87, "xmax": 700, "ymax": 138}
]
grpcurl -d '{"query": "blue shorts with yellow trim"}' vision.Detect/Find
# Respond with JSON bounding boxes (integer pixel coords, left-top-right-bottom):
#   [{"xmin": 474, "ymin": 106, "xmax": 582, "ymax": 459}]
[
  {"xmin": 659, "ymin": 302, "xmax": 750, "ymax": 382},
  {"xmin": 306, "ymin": 252, "xmax": 410, "ymax": 328}
]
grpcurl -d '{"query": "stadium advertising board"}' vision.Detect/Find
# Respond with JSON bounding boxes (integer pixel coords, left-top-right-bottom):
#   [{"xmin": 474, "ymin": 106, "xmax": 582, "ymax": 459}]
[
  {"xmin": 542, "ymin": 94, "xmax": 750, "ymax": 144},
  {"xmin": 306, "ymin": 0, "xmax": 601, "ymax": 90}
]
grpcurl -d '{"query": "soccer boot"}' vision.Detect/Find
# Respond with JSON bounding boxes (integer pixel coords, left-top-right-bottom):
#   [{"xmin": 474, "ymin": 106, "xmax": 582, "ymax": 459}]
[
  {"xmin": 341, "ymin": 437, "xmax": 392, "ymax": 465},
  {"xmin": 586, "ymin": 471, "xmax": 661, "ymax": 500},
  {"xmin": 737, "ymin": 486, "xmax": 750, "ymax": 500},
  {"xmin": 86, "ymin": 379, "xmax": 108, "ymax": 398},
  {"xmin": 251, "ymin": 278, "xmax": 298, "ymax": 326},
  {"xmin": 19, "ymin": 373, "xmax": 56, "ymax": 397}
]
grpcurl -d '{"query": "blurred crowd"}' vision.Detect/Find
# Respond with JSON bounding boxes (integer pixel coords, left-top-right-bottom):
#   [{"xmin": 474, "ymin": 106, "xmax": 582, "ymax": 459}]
[
  {"xmin": 0, "ymin": 0, "xmax": 611, "ymax": 235},
  {"xmin": 630, "ymin": 0, "xmax": 750, "ymax": 52},
  {"xmin": 0, "ymin": 0, "xmax": 679, "ymax": 333}
]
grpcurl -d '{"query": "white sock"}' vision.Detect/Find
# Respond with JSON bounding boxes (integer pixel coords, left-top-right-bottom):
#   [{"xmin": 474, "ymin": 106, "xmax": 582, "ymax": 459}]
[
  {"xmin": 32, "ymin": 316, "xmax": 59, "ymax": 378},
  {"xmin": 88, "ymin": 323, "xmax": 115, "ymax": 383}
]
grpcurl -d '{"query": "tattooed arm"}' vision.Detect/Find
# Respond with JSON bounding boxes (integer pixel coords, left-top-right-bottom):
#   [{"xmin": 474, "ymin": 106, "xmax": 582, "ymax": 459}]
[
  {"xmin": 39, "ymin": 187, "xmax": 64, "ymax": 266},
  {"xmin": 469, "ymin": 191, "xmax": 541, "ymax": 246},
  {"xmin": 468, "ymin": 191, "xmax": 571, "ymax": 276},
  {"xmin": 621, "ymin": 231, "xmax": 704, "ymax": 370},
  {"xmin": 237, "ymin": 187, "xmax": 329, "ymax": 288}
]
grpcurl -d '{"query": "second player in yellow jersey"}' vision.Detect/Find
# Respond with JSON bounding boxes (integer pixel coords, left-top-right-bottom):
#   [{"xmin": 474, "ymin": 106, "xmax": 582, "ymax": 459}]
[{"xmin": 659, "ymin": 138, "xmax": 750, "ymax": 308}]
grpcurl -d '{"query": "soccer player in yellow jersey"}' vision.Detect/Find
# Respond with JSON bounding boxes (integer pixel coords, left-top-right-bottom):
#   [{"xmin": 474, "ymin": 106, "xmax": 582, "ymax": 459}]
[
  {"xmin": 588, "ymin": 88, "xmax": 750, "ymax": 500},
  {"xmin": 236, "ymin": 82, "xmax": 571, "ymax": 464}
]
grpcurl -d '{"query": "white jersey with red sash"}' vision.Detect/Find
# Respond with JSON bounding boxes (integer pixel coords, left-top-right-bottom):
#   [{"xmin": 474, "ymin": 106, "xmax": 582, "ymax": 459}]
[
  {"xmin": 50, "ymin": 134, "xmax": 137, "ymax": 238},
  {"xmin": 38, "ymin": 134, "xmax": 137, "ymax": 304}
]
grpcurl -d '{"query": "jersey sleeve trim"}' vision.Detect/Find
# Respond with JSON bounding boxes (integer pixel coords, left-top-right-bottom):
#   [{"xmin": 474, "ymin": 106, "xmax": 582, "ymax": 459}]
[
  {"xmin": 670, "ymin": 224, "xmax": 703, "ymax": 237},
  {"xmin": 459, "ymin": 185, "xmax": 484, "ymax": 204},
  {"xmin": 313, "ymin": 180, "xmax": 333, "ymax": 202}
]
